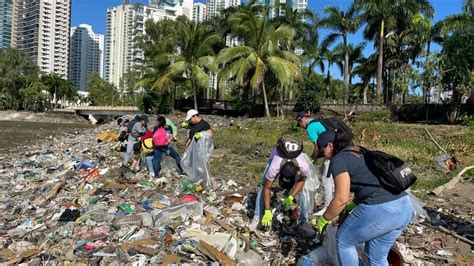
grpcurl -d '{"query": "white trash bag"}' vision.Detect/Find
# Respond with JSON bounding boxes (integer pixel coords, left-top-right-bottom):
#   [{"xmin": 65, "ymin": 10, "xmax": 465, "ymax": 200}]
[{"xmin": 181, "ymin": 131, "xmax": 213, "ymax": 188}]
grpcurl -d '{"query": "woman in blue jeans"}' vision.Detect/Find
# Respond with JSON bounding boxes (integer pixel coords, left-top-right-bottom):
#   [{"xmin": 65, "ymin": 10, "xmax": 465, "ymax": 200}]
[
  {"xmin": 153, "ymin": 116, "xmax": 184, "ymax": 177},
  {"xmin": 315, "ymin": 131, "xmax": 413, "ymax": 266}
]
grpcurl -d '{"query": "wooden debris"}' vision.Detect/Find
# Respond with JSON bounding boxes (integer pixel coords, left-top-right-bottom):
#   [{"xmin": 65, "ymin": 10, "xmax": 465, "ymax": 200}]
[
  {"xmin": 430, "ymin": 166, "xmax": 474, "ymax": 196},
  {"xmin": 424, "ymin": 127, "xmax": 448, "ymax": 154},
  {"xmin": 197, "ymin": 240, "xmax": 236, "ymax": 266},
  {"xmin": 438, "ymin": 225, "xmax": 474, "ymax": 246}
]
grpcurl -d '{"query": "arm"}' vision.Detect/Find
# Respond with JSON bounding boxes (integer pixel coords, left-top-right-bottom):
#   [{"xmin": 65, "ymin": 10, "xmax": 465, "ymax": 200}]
[
  {"xmin": 322, "ymin": 172, "xmax": 351, "ymax": 220},
  {"xmin": 263, "ymin": 179, "xmax": 273, "ymax": 210},
  {"xmin": 290, "ymin": 176, "xmax": 306, "ymax": 198}
]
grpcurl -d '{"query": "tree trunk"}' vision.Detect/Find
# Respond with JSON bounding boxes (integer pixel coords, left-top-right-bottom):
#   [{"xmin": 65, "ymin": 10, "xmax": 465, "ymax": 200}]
[
  {"xmin": 376, "ymin": 19, "xmax": 384, "ymax": 104},
  {"xmin": 363, "ymin": 83, "xmax": 368, "ymax": 104},
  {"xmin": 192, "ymin": 79, "xmax": 198, "ymax": 110},
  {"xmin": 343, "ymin": 33, "xmax": 349, "ymax": 104},
  {"xmin": 424, "ymin": 41, "xmax": 431, "ymax": 102},
  {"xmin": 262, "ymin": 80, "xmax": 270, "ymax": 117}
]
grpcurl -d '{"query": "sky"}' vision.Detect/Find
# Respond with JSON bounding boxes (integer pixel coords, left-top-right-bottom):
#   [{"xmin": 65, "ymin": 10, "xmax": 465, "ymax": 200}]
[{"xmin": 71, "ymin": 0, "xmax": 464, "ymax": 79}]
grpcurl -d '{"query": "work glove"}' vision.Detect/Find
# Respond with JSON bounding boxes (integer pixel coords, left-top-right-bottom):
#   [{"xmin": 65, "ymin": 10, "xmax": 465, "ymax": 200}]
[
  {"xmin": 194, "ymin": 132, "xmax": 202, "ymax": 140},
  {"xmin": 315, "ymin": 215, "xmax": 330, "ymax": 234},
  {"xmin": 345, "ymin": 200, "xmax": 357, "ymax": 212},
  {"xmin": 261, "ymin": 210, "xmax": 273, "ymax": 227},
  {"xmin": 283, "ymin": 195, "xmax": 294, "ymax": 211},
  {"xmin": 181, "ymin": 121, "xmax": 189, "ymax": 128}
]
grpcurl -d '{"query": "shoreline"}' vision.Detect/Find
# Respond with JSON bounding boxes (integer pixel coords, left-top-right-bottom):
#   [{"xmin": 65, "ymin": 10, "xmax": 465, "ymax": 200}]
[{"xmin": 0, "ymin": 110, "xmax": 89, "ymax": 124}]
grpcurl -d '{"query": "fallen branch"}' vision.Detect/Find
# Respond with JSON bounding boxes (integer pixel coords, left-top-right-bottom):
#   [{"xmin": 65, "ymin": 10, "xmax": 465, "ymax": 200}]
[
  {"xmin": 424, "ymin": 128, "xmax": 448, "ymax": 154},
  {"xmin": 430, "ymin": 166, "xmax": 474, "ymax": 196},
  {"xmin": 437, "ymin": 225, "xmax": 474, "ymax": 246}
]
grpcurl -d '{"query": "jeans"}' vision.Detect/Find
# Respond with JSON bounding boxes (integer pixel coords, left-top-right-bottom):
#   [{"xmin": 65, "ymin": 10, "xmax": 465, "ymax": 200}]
[
  {"xmin": 145, "ymin": 154, "xmax": 155, "ymax": 177},
  {"xmin": 254, "ymin": 155, "xmax": 310, "ymax": 223},
  {"xmin": 336, "ymin": 195, "xmax": 413, "ymax": 266},
  {"xmin": 153, "ymin": 145, "xmax": 183, "ymax": 177}
]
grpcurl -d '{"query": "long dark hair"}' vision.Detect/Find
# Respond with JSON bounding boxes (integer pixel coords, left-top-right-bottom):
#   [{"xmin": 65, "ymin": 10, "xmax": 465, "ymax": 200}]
[
  {"xmin": 157, "ymin": 116, "xmax": 166, "ymax": 128},
  {"xmin": 333, "ymin": 131, "xmax": 354, "ymax": 155}
]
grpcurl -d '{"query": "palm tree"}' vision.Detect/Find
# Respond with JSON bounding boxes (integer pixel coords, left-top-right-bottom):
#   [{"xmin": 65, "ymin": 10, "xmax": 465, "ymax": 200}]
[
  {"xmin": 217, "ymin": 7, "xmax": 302, "ymax": 117},
  {"xmin": 353, "ymin": 56, "xmax": 377, "ymax": 104},
  {"xmin": 355, "ymin": 0, "xmax": 434, "ymax": 103},
  {"xmin": 320, "ymin": 3, "xmax": 361, "ymax": 91},
  {"xmin": 41, "ymin": 73, "xmax": 77, "ymax": 108},
  {"xmin": 152, "ymin": 17, "xmax": 221, "ymax": 110},
  {"xmin": 321, "ymin": 47, "xmax": 341, "ymax": 99}
]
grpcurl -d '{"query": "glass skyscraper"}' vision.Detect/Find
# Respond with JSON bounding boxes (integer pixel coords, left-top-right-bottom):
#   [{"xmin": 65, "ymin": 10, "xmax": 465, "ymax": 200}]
[{"xmin": 0, "ymin": 0, "xmax": 13, "ymax": 49}]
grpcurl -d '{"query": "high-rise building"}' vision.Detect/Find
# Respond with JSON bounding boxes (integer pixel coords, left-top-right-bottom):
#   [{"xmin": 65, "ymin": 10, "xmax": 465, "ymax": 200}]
[
  {"xmin": 11, "ymin": 0, "xmax": 71, "ymax": 78},
  {"xmin": 0, "ymin": 0, "xmax": 13, "ymax": 48},
  {"xmin": 258, "ymin": 0, "xmax": 307, "ymax": 18},
  {"xmin": 105, "ymin": 1, "xmax": 194, "ymax": 87},
  {"xmin": 148, "ymin": 0, "xmax": 193, "ymax": 19},
  {"xmin": 193, "ymin": 3, "xmax": 206, "ymax": 22},
  {"xmin": 104, "ymin": 3, "xmax": 135, "ymax": 87},
  {"xmin": 206, "ymin": 0, "xmax": 240, "ymax": 19},
  {"xmin": 69, "ymin": 24, "xmax": 104, "ymax": 92}
]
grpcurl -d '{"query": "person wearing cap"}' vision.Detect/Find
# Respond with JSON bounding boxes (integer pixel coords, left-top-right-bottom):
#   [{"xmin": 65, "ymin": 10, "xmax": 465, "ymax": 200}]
[
  {"xmin": 184, "ymin": 109, "xmax": 212, "ymax": 148},
  {"xmin": 314, "ymin": 131, "xmax": 413, "ymax": 265},
  {"xmin": 250, "ymin": 142, "xmax": 313, "ymax": 230},
  {"xmin": 123, "ymin": 114, "xmax": 148, "ymax": 167},
  {"xmin": 295, "ymin": 111, "xmax": 334, "ymax": 214}
]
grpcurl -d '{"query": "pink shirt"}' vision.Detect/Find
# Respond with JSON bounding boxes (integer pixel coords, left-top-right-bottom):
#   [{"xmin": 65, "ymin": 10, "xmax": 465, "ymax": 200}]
[{"xmin": 265, "ymin": 148, "xmax": 311, "ymax": 181}]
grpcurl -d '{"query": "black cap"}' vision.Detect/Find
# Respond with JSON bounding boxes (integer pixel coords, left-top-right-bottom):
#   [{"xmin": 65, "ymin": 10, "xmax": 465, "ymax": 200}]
[
  {"xmin": 279, "ymin": 161, "xmax": 298, "ymax": 190},
  {"xmin": 295, "ymin": 111, "xmax": 309, "ymax": 121}
]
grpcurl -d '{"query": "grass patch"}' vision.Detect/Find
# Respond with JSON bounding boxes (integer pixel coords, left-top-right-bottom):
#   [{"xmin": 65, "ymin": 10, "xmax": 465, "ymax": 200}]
[{"xmin": 211, "ymin": 118, "xmax": 474, "ymax": 191}]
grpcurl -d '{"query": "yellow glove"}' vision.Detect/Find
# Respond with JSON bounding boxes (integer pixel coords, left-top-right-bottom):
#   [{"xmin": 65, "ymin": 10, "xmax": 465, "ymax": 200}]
[
  {"xmin": 194, "ymin": 132, "xmax": 202, "ymax": 139},
  {"xmin": 316, "ymin": 215, "xmax": 330, "ymax": 234},
  {"xmin": 181, "ymin": 121, "xmax": 189, "ymax": 128},
  {"xmin": 345, "ymin": 200, "xmax": 357, "ymax": 212},
  {"xmin": 261, "ymin": 210, "xmax": 273, "ymax": 227},
  {"xmin": 283, "ymin": 195, "xmax": 294, "ymax": 211}
]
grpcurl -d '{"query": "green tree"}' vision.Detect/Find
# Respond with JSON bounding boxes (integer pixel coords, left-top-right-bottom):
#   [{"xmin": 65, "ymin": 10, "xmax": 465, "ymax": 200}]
[
  {"xmin": 87, "ymin": 73, "xmax": 117, "ymax": 106},
  {"xmin": 20, "ymin": 81, "xmax": 50, "ymax": 111},
  {"xmin": 440, "ymin": 27, "xmax": 474, "ymax": 106},
  {"xmin": 355, "ymin": 0, "xmax": 434, "ymax": 103},
  {"xmin": 152, "ymin": 17, "xmax": 221, "ymax": 110},
  {"xmin": 217, "ymin": 7, "xmax": 302, "ymax": 117},
  {"xmin": 320, "ymin": 3, "xmax": 361, "ymax": 92},
  {"xmin": 0, "ymin": 48, "xmax": 39, "ymax": 110},
  {"xmin": 41, "ymin": 73, "xmax": 77, "ymax": 108}
]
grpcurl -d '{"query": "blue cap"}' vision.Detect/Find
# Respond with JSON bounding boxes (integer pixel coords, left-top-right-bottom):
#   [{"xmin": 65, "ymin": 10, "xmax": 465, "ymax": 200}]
[{"xmin": 317, "ymin": 130, "xmax": 336, "ymax": 150}]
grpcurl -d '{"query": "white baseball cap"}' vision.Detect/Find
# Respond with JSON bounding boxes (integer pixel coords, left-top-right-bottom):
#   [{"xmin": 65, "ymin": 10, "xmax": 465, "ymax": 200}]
[{"xmin": 185, "ymin": 109, "xmax": 199, "ymax": 121}]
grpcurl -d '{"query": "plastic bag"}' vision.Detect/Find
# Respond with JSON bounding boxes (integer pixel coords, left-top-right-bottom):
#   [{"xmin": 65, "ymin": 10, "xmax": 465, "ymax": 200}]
[
  {"xmin": 407, "ymin": 189, "xmax": 430, "ymax": 223},
  {"xmin": 305, "ymin": 225, "xmax": 339, "ymax": 266},
  {"xmin": 300, "ymin": 153, "xmax": 320, "ymax": 216},
  {"xmin": 181, "ymin": 131, "xmax": 213, "ymax": 188}
]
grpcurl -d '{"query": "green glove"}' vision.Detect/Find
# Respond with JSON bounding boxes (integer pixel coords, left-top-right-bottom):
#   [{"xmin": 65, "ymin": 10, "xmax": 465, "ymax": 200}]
[
  {"xmin": 194, "ymin": 132, "xmax": 202, "ymax": 139},
  {"xmin": 181, "ymin": 121, "xmax": 189, "ymax": 128},
  {"xmin": 261, "ymin": 210, "xmax": 273, "ymax": 227},
  {"xmin": 316, "ymin": 215, "xmax": 330, "ymax": 234},
  {"xmin": 345, "ymin": 200, "xmax": 357, "ymax": 212},
  {"xmin": 283, "ymin": 195, "xmax": 294, "ymax": 211}
]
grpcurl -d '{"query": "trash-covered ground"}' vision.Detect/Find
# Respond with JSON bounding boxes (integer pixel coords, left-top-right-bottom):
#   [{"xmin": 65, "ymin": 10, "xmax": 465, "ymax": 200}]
[{"xmin": 0, "ymin": 116, "xmax": 472, "ymax": 265}]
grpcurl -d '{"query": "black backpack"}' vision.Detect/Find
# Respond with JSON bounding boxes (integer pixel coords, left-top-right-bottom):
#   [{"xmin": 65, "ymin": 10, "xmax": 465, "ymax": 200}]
[
  {"xmin": 276, "ymin": 136, "xmax": 304, "ymax": 159},
  {"xmin": 347, "ymin": 146, "xmax": 417, "ymax": 194},
  {"xmin": 309, "ymin": 117, "xmax": 353, "ymax": 139}
]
